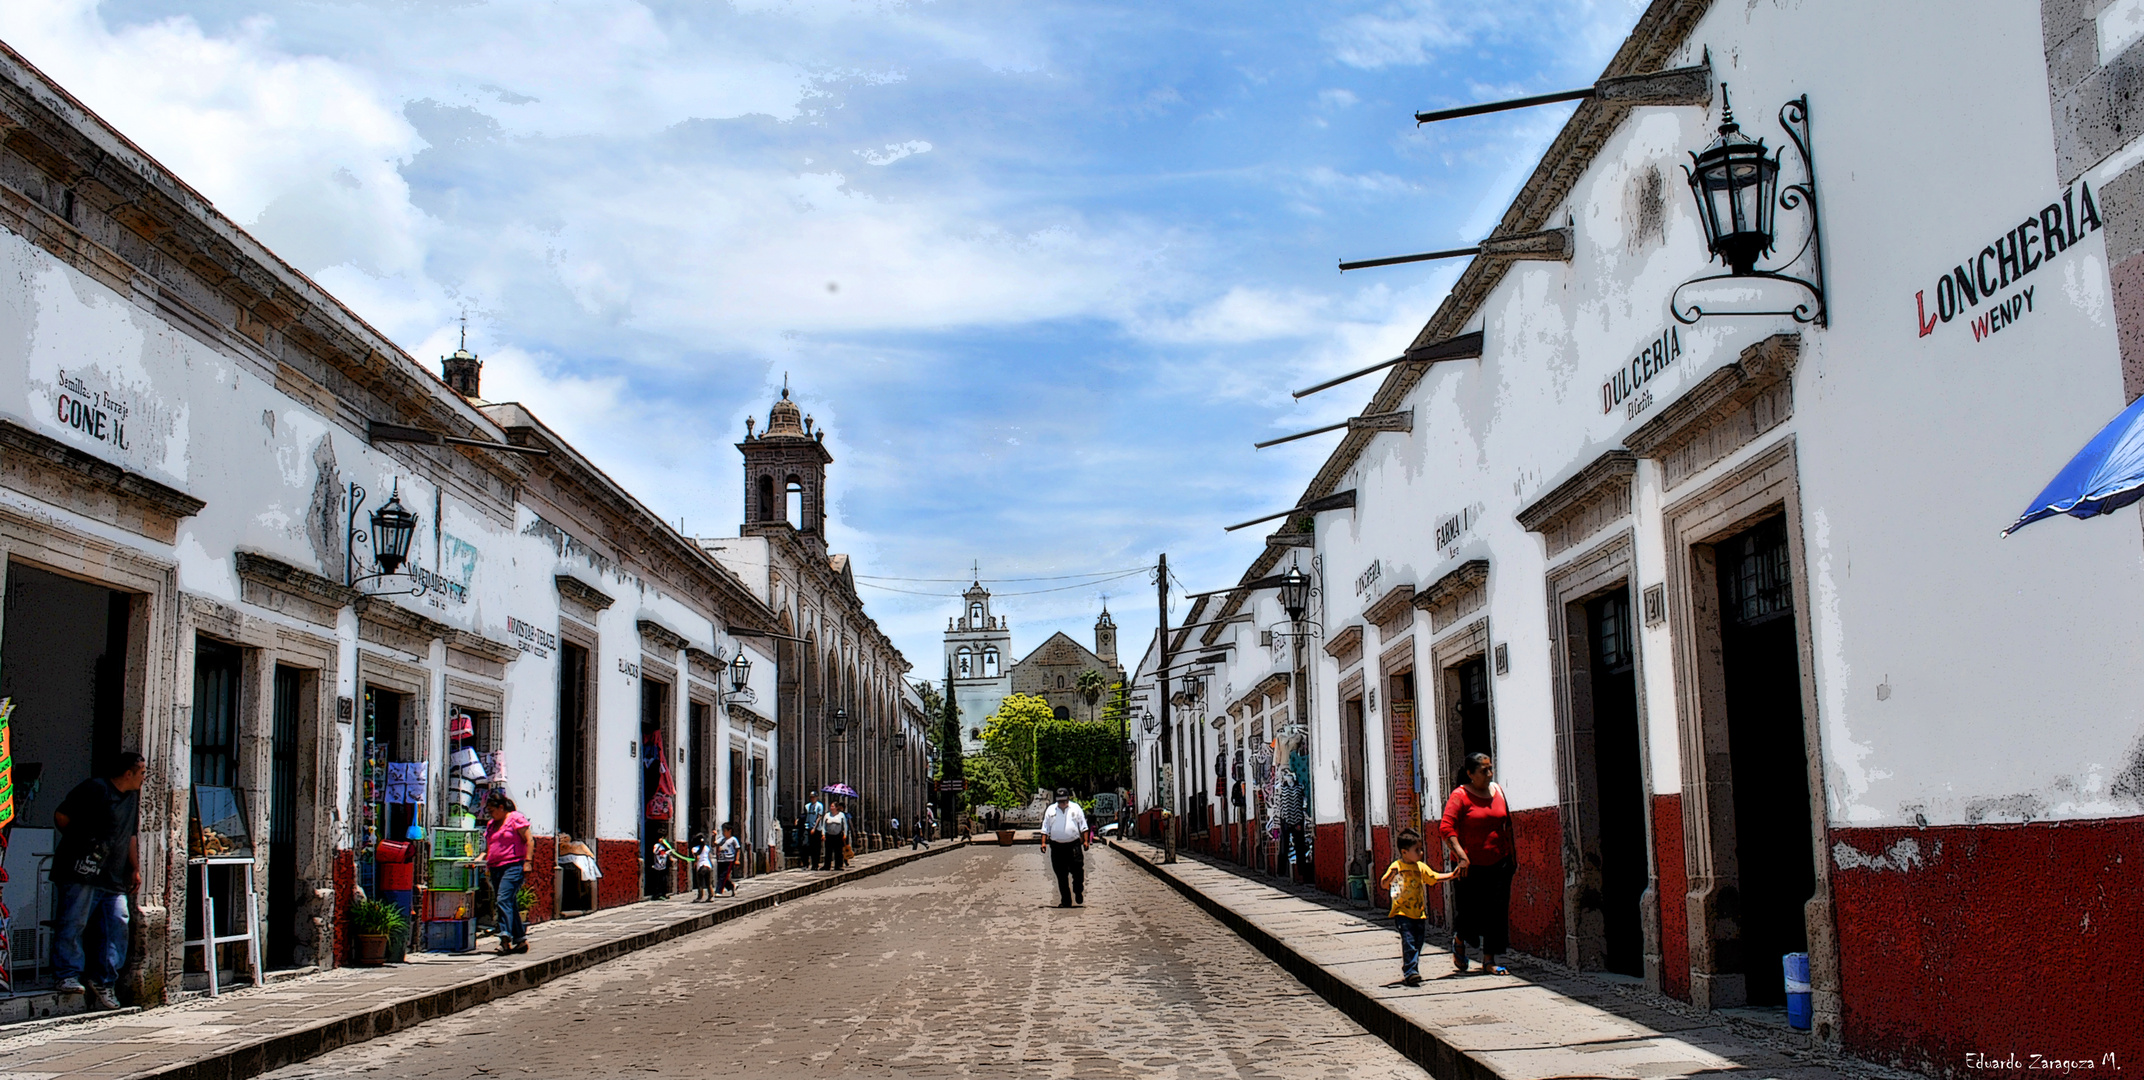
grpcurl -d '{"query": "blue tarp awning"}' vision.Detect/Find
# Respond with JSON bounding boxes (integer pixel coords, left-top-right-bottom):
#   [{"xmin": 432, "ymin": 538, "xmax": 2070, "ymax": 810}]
[{"xmin": 2004, "ymin": 393, "xmax": 2144, "ymax": 536}]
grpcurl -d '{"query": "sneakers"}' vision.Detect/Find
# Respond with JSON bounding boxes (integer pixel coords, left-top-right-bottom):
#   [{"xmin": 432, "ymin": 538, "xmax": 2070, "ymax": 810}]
[
  {"xmin": 56, "ymin": 977, "xmax": 85, "ymax": 994},
  {"xmin": 87, "ymin": 984, "xmax": 121, "ymax": 1010},
  {"xmin": 1401, "ymin": 973, "xmax": 1424, "ymax": 987}
]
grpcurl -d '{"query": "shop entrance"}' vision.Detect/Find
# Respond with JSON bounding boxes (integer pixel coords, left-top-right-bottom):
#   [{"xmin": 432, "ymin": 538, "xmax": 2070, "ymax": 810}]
[
  {"xmin": 556, "ymin": 642, "xmax": 591, "ymax": 842},
  {"xmin": 189, "ymin": 637, "xmax": 243, "ymax": 977},
  {"xmin": 1448, "ymin": 655, "xmax": 1493, "ymax": 764},
  {"xmin": 266, "ymin": 666, "xmax": 303, "ymax": 969},
  {"xmin": 1582, "ymin": 588, "xmax": 1647, "ymax": 977},
  {"xmin": 639, "ymin": 676, "xmax": 672, "ymax": 897},
  {"xmin": 689, "ymin": 700, "xmax": 713, "ymax": 842},
  {"xmin": 1340, "ymin": 694, "xmax": 1368, "ymax": 876},
  {"xmin": 1715, "ymin": 515, "xmax": 1815, "ymax": 1006},
  {"xmin": 0, "ymin": 561, "xmax": 133, "ymax": 983}
]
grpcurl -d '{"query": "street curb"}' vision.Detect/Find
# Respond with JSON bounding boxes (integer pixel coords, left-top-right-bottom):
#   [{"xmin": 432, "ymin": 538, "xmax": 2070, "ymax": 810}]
[
  {"xmin": 1109, "ymin": 840, "xmax": 1510, "ymax": 1080},
  {"xmin": 135, "ymin": 840, "xmax": 972, "ymax": 1080}
]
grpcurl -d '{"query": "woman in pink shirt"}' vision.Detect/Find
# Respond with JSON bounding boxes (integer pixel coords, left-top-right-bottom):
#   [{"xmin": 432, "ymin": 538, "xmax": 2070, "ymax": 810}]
[
  {"xmin": 484, "ymin": 792, "xmax": 533, "ymax": 955},
  {"xmin": 1439, "ymin": 752, "xmax": 1514, "ymax": 975}
]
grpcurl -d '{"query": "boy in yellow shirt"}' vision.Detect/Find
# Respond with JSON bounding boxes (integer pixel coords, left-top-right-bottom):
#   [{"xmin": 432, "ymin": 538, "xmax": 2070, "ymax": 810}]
[{"xmin": 1381, "ymin": 828, "xmax": 1454, "ymax": 986}]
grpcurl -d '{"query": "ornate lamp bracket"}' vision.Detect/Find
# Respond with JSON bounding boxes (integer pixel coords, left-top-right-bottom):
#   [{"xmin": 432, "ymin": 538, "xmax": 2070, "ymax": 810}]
[
  {"xmin": 345, "ymin": 481, "xmax": 428, "ymax": 598},
  {"xmin": 1672, "ymin": 95, "xmax": 1826, "ymax": 327}
]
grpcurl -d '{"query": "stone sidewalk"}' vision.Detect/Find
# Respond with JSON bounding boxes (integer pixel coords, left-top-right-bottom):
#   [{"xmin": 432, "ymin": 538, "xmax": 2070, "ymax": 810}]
[
  {"xmin": 0, "ymin": 839, "xmax": 965, "ymax": 1080},
  {"xmin": 1111, "ymin": 839, "xmax": 1927, "ymax": 1080}
]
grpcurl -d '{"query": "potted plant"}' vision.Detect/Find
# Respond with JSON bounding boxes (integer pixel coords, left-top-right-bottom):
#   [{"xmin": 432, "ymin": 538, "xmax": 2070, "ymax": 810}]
[
  {"xmin": 351, "ymin": 898, "xmax": 408, "ymax": 966},
  {"xmin": 514, "ymin": 883, "xmax": 538, "ymax": 926}
]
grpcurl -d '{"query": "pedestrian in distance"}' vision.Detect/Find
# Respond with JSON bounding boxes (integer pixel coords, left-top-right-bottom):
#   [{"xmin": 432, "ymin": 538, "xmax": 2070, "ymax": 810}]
[
  {"xmin": 690, "ymin": 832, "xmax": 716, "ymax": 902},
  {"xmin": 890, "ymin": 814, "xmax": 900, "ymax": 848},
  {"xmin": 50, "ymin": 752, "xmax": 146, "ymax": 1008},
  {"xmin": 821, "ymin": 800, "xmax": 850, "ymax": 871},
  {"xmin": 648, "ymin": 835, "xmax": 687, "ymax": 899},
  {"xmin": 1440, "ymin": 752, "xmax": 1516, "ymax": 976},
  {"xmin": 1381, "ymin": 828, "xmax": 1454, "ymax": 986},
  {"xmin": 911, "ymin": 814, "xmax": 926, "ymax": 850},
  {"xmin": 716, "ymin": 822, "xmax": 742, "ymax": 897},
  {"xmin": 483, "ymin": 791, "xmax": 533, "ymax": 955},
  {"xmin": 802, "ymin": 794, "xmax": 826, "ymax": 870},
  {"xmin": 1038, "ymin": 788, "xmax": 1089, "ymax": 908}
]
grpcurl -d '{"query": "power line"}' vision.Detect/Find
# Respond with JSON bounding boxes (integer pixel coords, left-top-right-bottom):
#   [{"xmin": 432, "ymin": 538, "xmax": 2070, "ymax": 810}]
[
  {"xmin": 855, "ymin": 568, "xmax": 1149, "ymax": 599},
  {"xmin": 853, "ymin": 566, "xmax": 1149, "ymax": 584}
]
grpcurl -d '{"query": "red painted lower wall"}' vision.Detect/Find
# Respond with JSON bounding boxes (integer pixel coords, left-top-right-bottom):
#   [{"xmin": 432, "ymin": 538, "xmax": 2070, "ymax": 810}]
[
  {"xmin": 1371, "ymin": 825, "xmax": 1392, "ymax": 907},
  {"xmin": 596, "ymin": 839, "xmax": 641, "ymax": 909},
  {"xmin": 332, "ymin": 848, "xmax": 356, "ymax": 968},
  {"xmin": 1651, "ymin": 794, "xmax": 1689, "ymax": 1002},
  {"xmin": 527, "ymin": 836, "xmax": 556, "ymax": 925},
  {"xmin": 1508, "ymin": 806, "xmax": 1563, "ymax": 963},
  {"xmin": 1830, "ymin": 816, "xmax": 2144, "ymax": 1078},
  {"xmin": 1315, "ymin": 822, "xmax": 1345, "ymax": 896}
]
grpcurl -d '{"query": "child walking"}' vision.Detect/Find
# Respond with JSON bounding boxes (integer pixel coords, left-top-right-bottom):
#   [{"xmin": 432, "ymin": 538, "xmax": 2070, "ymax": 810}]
[
  {"xmin": 715, "ymin": 822, "xmax": 742, "ymax": 897},
  {"xmin": 1381, "ymin": 828, "xmax": 1454, "ymax": 986},
  {"xmin": 690, "ymin": 833, "xmax": 716, "ymax": 902}
]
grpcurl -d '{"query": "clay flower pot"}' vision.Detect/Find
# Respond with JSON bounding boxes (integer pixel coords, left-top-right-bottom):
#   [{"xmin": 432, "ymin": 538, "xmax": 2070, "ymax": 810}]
[{"xmin": 357, "ymin": 933, "xmax": 389, "ymax": 966}]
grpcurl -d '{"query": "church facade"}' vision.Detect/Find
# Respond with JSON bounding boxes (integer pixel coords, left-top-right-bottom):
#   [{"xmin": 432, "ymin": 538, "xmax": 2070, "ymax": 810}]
[{"xmin": 944, "ymin": 581, "xmax": 1125, "ymax": 747}]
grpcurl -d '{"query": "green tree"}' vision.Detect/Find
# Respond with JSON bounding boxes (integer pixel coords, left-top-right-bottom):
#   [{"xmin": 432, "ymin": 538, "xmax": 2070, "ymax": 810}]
[
  {"xmin": 961, "ymin": 750, "xmax": 1025, "ymax": 811},
  {"xmin": 1037, "ymin": 718, "xmax": 1122, "ymax": 794},
  {"xmin": 1099, "ymin": 680, "xmax": 1131, "ymax": 786},
  {"xmin": 981, "ymin": 692, "xmax": 1053, "ymax": 797},
  {"xmin": 1076, "ymin": 668, "xmax": 1106, "ymax": 723}
]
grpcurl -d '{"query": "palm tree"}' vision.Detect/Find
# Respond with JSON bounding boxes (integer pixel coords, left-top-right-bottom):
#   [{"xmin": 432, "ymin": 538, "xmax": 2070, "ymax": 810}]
[{"xmin": 1077, "ymin": 668, "xmax": 1106, "ymax": 724}]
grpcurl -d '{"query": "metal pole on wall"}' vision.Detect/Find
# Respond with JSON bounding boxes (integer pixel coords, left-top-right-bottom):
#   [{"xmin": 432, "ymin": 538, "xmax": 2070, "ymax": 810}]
[{"xmin": 1157, "ymin": 552, "xmax": 1176, "ymax": 864}]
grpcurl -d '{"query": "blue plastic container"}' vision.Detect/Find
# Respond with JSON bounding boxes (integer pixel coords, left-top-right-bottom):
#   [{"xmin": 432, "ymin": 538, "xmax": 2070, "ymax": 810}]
[
  {"xmin": 1783, "ymin": 952, "xmax": 1812, "ymax": 1030},
  {"xmin": 383, "ymin": 888, "xmax": 415, "ymax": 921}
]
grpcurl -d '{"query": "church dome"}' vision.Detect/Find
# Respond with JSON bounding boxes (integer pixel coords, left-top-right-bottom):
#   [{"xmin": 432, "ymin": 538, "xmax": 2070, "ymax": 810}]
[{"xmin": 765, "ymin": 387, "xmax": 807, "ymax": 438}]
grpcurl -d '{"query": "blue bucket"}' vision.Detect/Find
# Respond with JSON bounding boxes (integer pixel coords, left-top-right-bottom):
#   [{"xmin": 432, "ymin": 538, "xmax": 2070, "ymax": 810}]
[{"xmin": 1783, "ymin": 952, "xmax": 1812, "ymax": 1030}]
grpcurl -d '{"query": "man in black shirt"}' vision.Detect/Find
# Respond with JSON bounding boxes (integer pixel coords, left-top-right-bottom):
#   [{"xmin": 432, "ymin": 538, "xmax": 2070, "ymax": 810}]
[{"xmin": 52, "ymin": 753, "xmax": 145, "ymax": 1009}]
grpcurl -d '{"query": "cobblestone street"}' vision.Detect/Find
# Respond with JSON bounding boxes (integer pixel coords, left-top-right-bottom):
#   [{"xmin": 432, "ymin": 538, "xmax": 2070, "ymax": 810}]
[{"xmin": 255, "ymin": 845, "xmax": 1427, "ymax": 1079}]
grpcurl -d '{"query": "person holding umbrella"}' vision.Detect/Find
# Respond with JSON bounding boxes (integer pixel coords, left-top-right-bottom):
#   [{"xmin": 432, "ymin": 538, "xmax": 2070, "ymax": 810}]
[{"xmin": 821, "ymin": 798, "xmax": 850, "ymax": 871}]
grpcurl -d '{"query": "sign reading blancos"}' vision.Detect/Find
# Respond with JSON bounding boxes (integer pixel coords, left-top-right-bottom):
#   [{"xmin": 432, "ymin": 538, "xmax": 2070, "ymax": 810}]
[{"xmin": 1914, "ymin": 180, "xmax": 2104, "ymax": 342}]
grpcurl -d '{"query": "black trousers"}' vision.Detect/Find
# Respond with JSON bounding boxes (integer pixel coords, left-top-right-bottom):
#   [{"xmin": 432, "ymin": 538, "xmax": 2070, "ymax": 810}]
[
  {"xmin": 1453, "ymin": 856, "xmax": 1516, "ymax": 956},
  {"xmin": 803, "ymin": 830, "xmax": 822, "ymax": 868},
  {"xmin": 1048, "ymin": 841, "xmax": 1085, "ymax": 906},
  {"xmin": 1281, "ymin": 821, "xmax": 1310, "ymax": 879},
  {"xmin": 824, "ymin": 833, "xmax": 847, "ymax": 870}
]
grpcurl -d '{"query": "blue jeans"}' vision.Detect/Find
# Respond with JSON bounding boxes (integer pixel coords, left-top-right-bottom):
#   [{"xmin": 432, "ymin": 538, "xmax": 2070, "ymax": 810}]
[
  {"xmin": 1394, "ymin": 915, "xmax": 1427, "ymax": 980},
  {"xmin": 54, "ymin": 882, "xmax": 129, "ymax": 986},
  {"xmin": 490, "ymin": 864, "xmax": 525, "ymax": 946}
]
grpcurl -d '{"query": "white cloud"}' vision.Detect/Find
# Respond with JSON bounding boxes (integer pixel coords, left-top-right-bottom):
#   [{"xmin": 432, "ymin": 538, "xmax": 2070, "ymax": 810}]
[{"xmin": 857, "ymin": 140, "xmax": 933, "ymax": 165}]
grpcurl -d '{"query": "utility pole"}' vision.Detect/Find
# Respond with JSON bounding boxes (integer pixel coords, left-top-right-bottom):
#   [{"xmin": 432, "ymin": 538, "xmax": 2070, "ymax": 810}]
[{"xmin": 1157, "ymin": 552, "xmax": 1176, "ymax": 864}]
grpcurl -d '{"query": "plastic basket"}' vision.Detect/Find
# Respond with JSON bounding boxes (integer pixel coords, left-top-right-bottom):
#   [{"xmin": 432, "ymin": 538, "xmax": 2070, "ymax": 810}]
[
  {"xmin": 431, "ymin": 828, "xmax": 483, "ymax": 860},
  {"xmin": 421, "ymin": 919, "xmax": 474, "ymax": 953},
  {"xmin": 429, "ymin": 859, "xmax": 479, "ymax": 891},
  {"xmin": 426, "ymin": 889, "xmax": 475, "ymax": 921}
]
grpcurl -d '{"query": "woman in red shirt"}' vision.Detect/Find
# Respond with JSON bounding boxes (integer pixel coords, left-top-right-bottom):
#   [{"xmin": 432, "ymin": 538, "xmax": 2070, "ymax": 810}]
[{"xmin": 1439, "ymin": 752, "xmax": 1513, "ymax": 975}]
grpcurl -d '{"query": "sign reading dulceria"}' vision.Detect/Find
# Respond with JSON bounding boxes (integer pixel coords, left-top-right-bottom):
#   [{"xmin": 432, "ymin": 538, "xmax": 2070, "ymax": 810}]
[
  {"xmin": 1914, "ymin": 180, "xmax": 2103, "ymax": 342},
  {"xmin": 1601, "ymin": 325, "xmax": 1682, "ymax": 417}
]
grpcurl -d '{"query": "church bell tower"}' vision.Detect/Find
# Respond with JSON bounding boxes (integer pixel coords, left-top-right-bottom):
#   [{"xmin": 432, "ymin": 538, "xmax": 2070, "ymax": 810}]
[{"xmin": 739, "ymin": 382, "xmax": 834, "ymax": 543}]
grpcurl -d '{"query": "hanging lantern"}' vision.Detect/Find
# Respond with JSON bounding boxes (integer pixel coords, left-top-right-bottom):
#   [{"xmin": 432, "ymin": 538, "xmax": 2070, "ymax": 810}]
[
  {"xmin": 729, "ymin": 649, "xmax": 752, "ymax": 692},
  {"xmin": 1279, "ymin": 564, "xmax": 1311, "ymax": 623},
  {"xmin": 1684, "ymin": 85, "xmax": 1780, "ymax": 275},
  {"xmin": 370, "ymin": 482, "xmax": 419, "ymax": 576}
]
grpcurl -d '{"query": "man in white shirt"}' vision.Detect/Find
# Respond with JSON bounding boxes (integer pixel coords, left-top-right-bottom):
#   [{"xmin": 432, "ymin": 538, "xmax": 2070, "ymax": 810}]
[{"xmin": 1038, "ymin": 788, "xmax": 1090, "ymax": 908}]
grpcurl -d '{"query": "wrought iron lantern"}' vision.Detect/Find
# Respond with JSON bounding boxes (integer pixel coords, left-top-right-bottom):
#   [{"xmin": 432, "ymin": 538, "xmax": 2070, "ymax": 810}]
[
  {"xmin": 1142, "ymin": 710, "xmax": 1159, "ymax": 734},
  {"xmin": 1684, "ymin": 88, "xmax": 1779, "ymax": 275},
  {"xmin": 729, "ymin": 650, "xmax": 752, "ymax": 692},
  {"xmin": 829, "ymin": 709, "xmax": 848, "ymax": 738},
  {"xmin": 892, "ymin": 732, "xmax": 907, "ymax": 751},
  {"xmin": 1671, "ymin": 87, "xmax": 1824, "ymax": 325},
  {"xmin": 346, "ymin": 479, "xmax": 425, "ymax": 595},
  {"xmin": 1279, "ymin": 564, "xmax": 1311, "ymax": 623}
]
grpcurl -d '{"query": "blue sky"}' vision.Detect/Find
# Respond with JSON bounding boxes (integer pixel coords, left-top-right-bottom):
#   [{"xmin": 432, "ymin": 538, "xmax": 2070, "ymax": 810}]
[{"xmin": 1, "ymin": 0, "xmax": 1642, "ymax": 674}]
